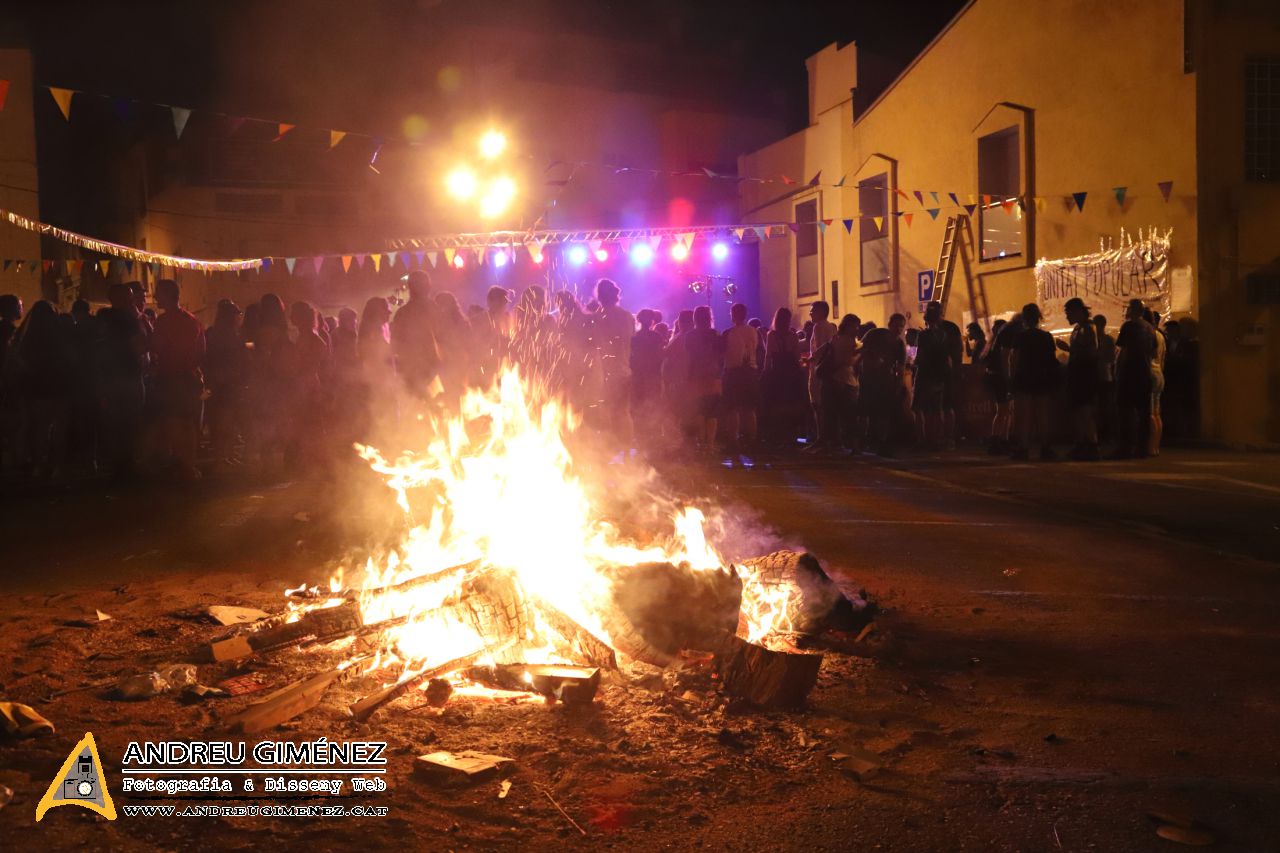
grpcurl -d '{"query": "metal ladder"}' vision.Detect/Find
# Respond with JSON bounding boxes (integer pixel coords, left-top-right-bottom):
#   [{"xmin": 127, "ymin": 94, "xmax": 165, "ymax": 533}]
[{"xmin": 933, "ymin": 214, "xmax": 972, "ymax": 312}]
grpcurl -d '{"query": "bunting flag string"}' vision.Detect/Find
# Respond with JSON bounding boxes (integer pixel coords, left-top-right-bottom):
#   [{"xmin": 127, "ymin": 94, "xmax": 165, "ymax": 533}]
[{"xmin": 1, "ymin": 208, "xmax": 261, "ymax": 272}]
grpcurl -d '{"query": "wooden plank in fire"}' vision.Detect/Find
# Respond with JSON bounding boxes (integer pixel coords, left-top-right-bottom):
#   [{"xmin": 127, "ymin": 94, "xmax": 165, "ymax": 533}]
[
  {"xmin": 225, "ymin": 654, "xmax": 369, "ymax": 734},
  {"xmin": 531, "ymin": 596, "xmax": 617, "ymax": 670},
  {"xmin": 208, "ymin": 599, "xmax": 363, "ymax": 662}
]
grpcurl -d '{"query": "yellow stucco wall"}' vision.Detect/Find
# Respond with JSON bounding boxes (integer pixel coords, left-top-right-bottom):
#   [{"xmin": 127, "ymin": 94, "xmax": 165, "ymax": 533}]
[{"xmin": 0, "ymin": 48, "xmax": 43, "ymax": 308}]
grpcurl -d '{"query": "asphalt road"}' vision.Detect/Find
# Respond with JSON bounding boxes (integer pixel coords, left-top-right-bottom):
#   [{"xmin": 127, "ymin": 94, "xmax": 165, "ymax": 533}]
[{"xmin": 2, "ymin": 447, "xmax": 1279, "ymax": 850}]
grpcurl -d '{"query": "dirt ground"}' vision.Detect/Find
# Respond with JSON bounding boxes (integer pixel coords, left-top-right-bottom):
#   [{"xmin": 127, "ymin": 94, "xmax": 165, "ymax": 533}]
[{"xmin": 2, "ymin": 449, "xmax": 1279, "ymax": 851}]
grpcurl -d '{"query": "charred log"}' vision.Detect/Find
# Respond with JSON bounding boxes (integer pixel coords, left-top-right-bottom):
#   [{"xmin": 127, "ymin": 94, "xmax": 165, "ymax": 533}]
[
  {"xmin": 601, "ymin": 562, "xmax": 741, "ymax": 665},
  {"xmin": 714, "ymin": 633, "xmax": 823, "ymax": 710}
]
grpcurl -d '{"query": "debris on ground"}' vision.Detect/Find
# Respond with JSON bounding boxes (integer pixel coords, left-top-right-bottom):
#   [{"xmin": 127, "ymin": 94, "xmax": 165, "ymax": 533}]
[
  {"xmin": 206, "ymin": 605, "xmax": 271, "ymax": 626},
  {"xmin": 414, "ymin": 750, "xmax": 514, "ymax": 786},
  {"xmin": 0, "ymin": 701, "xmax": 55, "ymax": 737},
  {"xmin": 112, "ymin": 664, "xmax": 199, "ymax": 700}
]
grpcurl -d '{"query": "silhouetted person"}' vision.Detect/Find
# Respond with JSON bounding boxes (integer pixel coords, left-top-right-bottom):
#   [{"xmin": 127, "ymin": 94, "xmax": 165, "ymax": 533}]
[
  {"xmin": 1060, "ymin": 297, "xmax": 1099, "ymax": 460},
  {"xmin": 684, "ymin": 304, "xmax": 722, "ymax": 453},
  {"xmin": 761, "ymin": 307, "xmax": 806, "ymax": 447},
  {"xmin": 860, "ymin": 314, "xmax": 906, "ymax": 455},
  {"xmin": 1114, "ymin": 298, "xmax": 1155, "ymax": 458},
  {"xmin": 591, "ymin": 279, "xmax": 634, "ymax": 447},
  {"xmin": 1093, "ymin": 314, "xmax": 1116, "ymax": 445},
  {"xmin": 1009, "ymin": 303, "xmax": 1059, "ymax": 461},
  {"xmin": 97, "ymin": 283, "xmax": 147, "ymax": 481},
  {"xmin": 721, "ymin": 302, "xmax": 760, "ymax": 456},
  {"xmin": 392, "ymin": 270, "xmax": 441, "ymax": 397},
  {"xmin": 150, "ymin": 279, "xmax": 205, "ymax": 480},
  {"xmin": 631, "ymin": 308, "xmax": 664, "ymax": 445},
  {"xmin": 205, "ymin": 299, "xmax": 246, "ymax": 466}
]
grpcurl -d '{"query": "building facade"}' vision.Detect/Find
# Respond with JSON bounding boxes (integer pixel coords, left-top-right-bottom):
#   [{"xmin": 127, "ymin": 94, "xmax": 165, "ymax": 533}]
[
  {"xmin": 0, "ymin": 45, "xmax": 42, "ymax": 308},
  {"xmin": 740, "ymin": 0, "xmax": 1280, "ymax": 447}
]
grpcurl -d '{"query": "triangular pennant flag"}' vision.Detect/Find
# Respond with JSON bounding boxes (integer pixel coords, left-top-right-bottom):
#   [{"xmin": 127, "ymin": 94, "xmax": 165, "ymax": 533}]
[
  {"xmin": 98, "ymin": 260, "xmax": 110, "ymax": 276},
  {"xmin": 36, "ymin": 731, "xmax": 116, "ymax": 822},
  {"xmin": 926, "ymin": 208, "xmax": 940, "ymax": 220},
  {"xmin": 341, "ymin": 255, "xmax": 352, "ymax": 273},
  {"xmin": 42, "ymin": 260, "xmax": 52, "ymax": 273},
  {"xmin": 588, "ymin": 239, "xmax": 603, "ymax": 253},
  {"xmin": 171, "ymin": 107, "xmax": 191, "ymax": 139},
  {"xmin": 913, "ymin": 190, "xmax": 924, "ymax": 206},
  {"xmin": 274, "ymin": 123, "xmax": 295, "ymax": 142},
  {"xmin": 2, "ymin": 260, "xmax": 10, "ymax": 272},
  {"xmin": 386, "ymin": 251, "xmax": 398, "ymax": 268},
  {"xmin": 808, "ymin": 171, "xmax": 822, "ymax": 186},
  {"xmin": 842, "ymin": 219, "xmax": 854, "ymax": 233},
  {"xmin": 787, "ymin": 223, "xmax": 801, "ymax": 233},
  {"xmin": 413, "ymin": 250, "xmax": 426, "ymax": 267},
  {"xmin": 931, "ymin": 191, "xmax": 940, "ymax": 206},
  {"xmin": 872, "ymin": 216, "xmax": 883, "ymax": 232},
  {"xmin": 1112, "ymin": 186, "xmax": 1127, "ymax": 206},
  {"xmin": 1000, "ymin": 198, "xmax": 1014, "ymax": 214},
  {"xmin": 443, "ymin": 248, "xmax": 456, "ymax": 267},
  {"xmin": 329, "ymin": 130, "xmax": 346, "ymax": 149},
  {"xmin": 48, "ymin": 87, "xmax": 74, "ymax": 120},
  {"xmin": 473, "ymin": 247, "xmax": 485, "ymax": 264},
  {"xmin": 733, "ymin": 228, "xmax": 745, "ymax": 242},
  {"xmin": 72, "ymin": 260, "xmax": 84, "ymax": 275},
  {"xmin": 816, "ymin": 221, "xmax": 827, "ymax": 233},
  {"xmin": 285, "ymin": 257, "xmax": 297, "ymax": 275},
  {"xmin": 648, "ymin": 235, "xmax": 663, "ymax": 250},
  {"xmin": 312, "ymin": 256, "xmax": 324, "ymax": 274},
  {"xmin": 354, "ymin": 254, "xmax": 366, "ymax": 269},
  {"xmin": 680, "ymin": 232, "xmax": 695, "ymax": 249},
  {"xmin": 903, "ymin": 213, "xmax": 914, "ymax": 228},
  {"xmin": 981, "ymin": 194, "xmax": 992, "ymax": 207},
  {"xmin": 949, "ymin": 193, "xmax": 960, "ymax": 208},
  {"xmin": 0, "ymin": 79, "xmax": 10, "ymax": 112},
  {"xmin": 780, "ymin": 175, "xmax": 796, "ymax": 185},
  {"xmin": 370, "ymin": 254, "xmax": 381, "ymax": 272},
  {"xmin": 895, "ymin": 188, "xmax": 910, "ymax": 201},
  {"xmin": 14, "ymin": 260, "xmax": 23, "ymax": 272},
  {"xmin": 963, "ymin": 203, "xmax": 977, "ymax": 216},
  {"xmin": 752, "ymin": 227, "xmax": 767, "ymax": 242},
  {"xmin": 261, "ymin": 258, "xmax": 272, "ymax": 272},
  {"xmin": 834, "ymin": 175, "xmax": 846, "ymax": 187},
  {"xmin": 1072, "ymin": 191, "xmax": 1088, "ymax": 211},
  {"xmin": 426, "ymin": 251, "xmax": 438, "ymax": 268},
  {"xmin": 701, "ymin": 167, "xmax": 718, "ymax": 178},
  {"xmin": 1157, "ymin": 180, "xmax": 1173, "ymax": 202}
]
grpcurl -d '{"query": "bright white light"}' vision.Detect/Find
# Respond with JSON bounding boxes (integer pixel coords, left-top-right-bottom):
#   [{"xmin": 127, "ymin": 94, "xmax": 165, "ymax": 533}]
[
  {"xmin": 568, "ymin": 245, "xmax": 588, "ymax": 265},
  {"xmin": 479, "ymin": 130, "xmax": 507, "ymax": 159},
  {"xmin": 445, "ymin": 167, "xmax": 478, "ymax": 200},
  {"xmin": 493, "ymin": 250, "xmax": 508, "ymax": 267},
  {"xmin": 630, "ymin": 244, "xmax": 654, "ymax": 266},
  {"xmin": 670, "ymin": 242, "xmax": 689, "ymax": 261},
  {"xmin": 479, "ymin": 175, "xmax": 517, "ymax": 219},
  {"xmin": 594, "ymin": 249, "xmax": 609, "ymax": 263},
  {"xmin": 712, "ymin": 242, "xmax": 729, "ymax": 261}
]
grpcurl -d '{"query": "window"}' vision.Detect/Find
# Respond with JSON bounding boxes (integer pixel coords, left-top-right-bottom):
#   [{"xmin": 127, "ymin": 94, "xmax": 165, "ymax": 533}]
[
  {"xmin": 1246, "ymin": 58, "xmax": 1280, "ymax": 182},
  {"xmin": 794, "ymin": 198, "xmax": 819, "ymax": 298},
  {"xmin": 977, "ymin": 126, "xmax": 1023, "ymax": 261},
  {"xmin": 858, "ymin": 173, "xmax": 891, "ymax": 286}
]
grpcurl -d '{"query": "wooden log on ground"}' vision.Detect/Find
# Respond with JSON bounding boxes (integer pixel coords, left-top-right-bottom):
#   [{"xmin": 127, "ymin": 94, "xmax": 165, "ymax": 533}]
[
  {"xmin": 600, "ymin": 562, "xmax": 741, "ymax": 665},
  {"xmin": 226, "ymin": 657, "xmax": 366, "ymax": 734},
  {"xmin": 462, "ymin": 664, "xmax": 601, "ymax": 705},
  {"xmin": 714, "ymin": 633, "xmax": 823, "ymax": 710},
  {"xmin": 531, "ymin": 597, "xmax": 617, "ymax": 670},
  {"xmin": 349, "ymin": 640, "xmax": 514, "ymax": 722}
]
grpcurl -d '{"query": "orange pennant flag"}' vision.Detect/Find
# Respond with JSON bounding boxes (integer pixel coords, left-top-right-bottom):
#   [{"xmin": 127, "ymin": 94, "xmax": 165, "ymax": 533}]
[
  {"xmin": 341, "ymin": 255, "xmax": 352, "ymax": 273},
  {"xmin": 49, "ymin": 87, "xmax": 74, "ymax": 120},
  {"xmin": 981, "ymin": 194, "xmax": 991, "ymax": 207},
  {"xmin": 98, "ymin": 260, "xmax": 109, "ymax": 276},
  {"xmin": 274, "ymin": 123, "xmax": 295, "ymax": 142},
  {"xmin": 1000, "ymin": 198, "xmax": 1014, "ymax": 214},
  {"xmin": 895, "ymin": 188, "xmax": 910, "ymax": 202},
  {"xmin": 329, "ymin": 130, "xmax": 346, "ymax": 149},
  {"xmin": 903, "ymin": 213, "xmax": 914, "ymax": 228}
]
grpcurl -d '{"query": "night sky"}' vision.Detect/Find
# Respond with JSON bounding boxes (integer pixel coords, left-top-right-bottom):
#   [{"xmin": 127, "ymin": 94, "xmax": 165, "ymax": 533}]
[{"xmin": 6, "ymin": 0, "xmax": 967, "ymax": 231}]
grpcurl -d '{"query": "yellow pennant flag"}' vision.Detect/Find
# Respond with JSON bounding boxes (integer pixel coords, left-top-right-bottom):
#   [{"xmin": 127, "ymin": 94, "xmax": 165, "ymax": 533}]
[
  {"xmin": 444, "ymin": 247, "xmax": 456, "ymax": 267},
  {"xmin": 1034, "ymin": 197, "xmax": 1047, "ymax": 213},
  {"xmin": 872, "ymin": 216, "xmax": 883, "ymax": 232},
  {"xmin": 49, "ymin": 87, "xmax": 74, "ymax": 120},
  {"xmin": 98, "ymin": 260, "xmax": 109, "ymax": 276},
  {"xmin": 341, "ymin": 255, "xmax": 352, "ymax": 273},
  {"xmin": 370, "ymin": 253, "xmax": 381, "ymax": 272},
  {"xmin": 329, "ymin": 130, "xmax": 346, "ymax": 149}
]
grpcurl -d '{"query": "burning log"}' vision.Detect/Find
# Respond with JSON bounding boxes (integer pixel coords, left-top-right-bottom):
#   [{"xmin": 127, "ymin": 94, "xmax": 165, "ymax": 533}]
[
  {"xmin": 349, "ymin": 641, "xmax": 514, "ymax": 722},
  {"xmin": 714, "ymin": 634, "xmax": 823, "ymax": 710},
  {"xmin": 226, "ymin": 657, "xmax": 367, "ymax": 734},
  {"xmin": 462, "ymin": 664, "xmax": 601, "ymax": 705},
  {"xmin": 738, "ymin": 551, "xmax": 872, "ymax": 638},
  {"xmin": 208, "ymin": 600, "xmax": 363, "ymax": 662},
  {"xmin": 531, "ymin": 596, "xmax": 616, "ymax": 670},
  {"xmin": 600, "ymin": 562, "xmax": 742, "ymax": 666},
  {"xmin": 355, "ymin": 558, "xmax": 482, "ymax": 600}
]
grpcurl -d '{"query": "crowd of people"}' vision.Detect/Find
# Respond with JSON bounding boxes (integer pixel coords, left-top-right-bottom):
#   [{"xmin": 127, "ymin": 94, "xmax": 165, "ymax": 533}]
[{"xmin": 0, "ymin": 269, "xmax": 1199, "ymax": 485}]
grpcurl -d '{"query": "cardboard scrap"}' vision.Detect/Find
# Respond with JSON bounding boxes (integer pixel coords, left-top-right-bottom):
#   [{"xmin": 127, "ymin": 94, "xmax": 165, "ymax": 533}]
[
  {"xmin": 207, "ymin": 606, "xmax": 270, "ymax": 626},
  {"xmin": 0, "ymin": 702, "xmax": 55, "ymax": 738}
]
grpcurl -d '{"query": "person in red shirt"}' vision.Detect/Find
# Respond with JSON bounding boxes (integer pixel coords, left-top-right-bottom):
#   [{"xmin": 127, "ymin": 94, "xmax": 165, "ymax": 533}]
[{"xmin": 151, "ymin": 279, "xmax": 206, "ymax": 480}]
